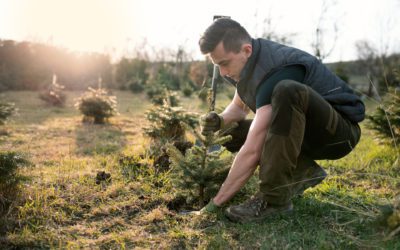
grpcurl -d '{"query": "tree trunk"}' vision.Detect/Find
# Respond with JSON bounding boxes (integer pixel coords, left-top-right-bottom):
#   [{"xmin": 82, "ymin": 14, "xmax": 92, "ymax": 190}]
[{"xmin": 199, "ymin": 185, "xmax": 204, "ymax": 208}]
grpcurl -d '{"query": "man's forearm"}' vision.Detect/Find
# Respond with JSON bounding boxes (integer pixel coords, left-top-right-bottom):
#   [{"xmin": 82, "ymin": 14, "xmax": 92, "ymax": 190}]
[
  {"xmin": 211, "ymin": 105, "xmax": 271, "ymax": 207},
  {"xmin": 212, "ymin": 148, "xmax": 259, "ymax": 206}
]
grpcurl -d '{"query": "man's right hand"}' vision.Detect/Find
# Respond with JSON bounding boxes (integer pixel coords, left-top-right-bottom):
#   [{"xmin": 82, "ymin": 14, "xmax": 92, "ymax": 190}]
[{"xmin": 200, "ymin": 111, "xmax": 224, "ymax": 135}]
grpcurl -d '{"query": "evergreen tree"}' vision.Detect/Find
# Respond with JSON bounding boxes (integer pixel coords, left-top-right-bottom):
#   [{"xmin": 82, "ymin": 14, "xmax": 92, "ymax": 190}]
[
  {"xmin": 367, "ymin": 88, "xmax": 400, "ymax": 145},
  {"xmin": 167, "ymin": 123, "xmax": 233, "ymax": 208},
  {"xmin": 0, "ymin": 151, "xmax": 29, "ymax": 215},
  {"xmin": 166, "ymin": 86, "xmax": 238, "ymax": 208},
  {"xmin": 75, "ymin": 87, "xmax": 118, "ymax": 124},
  {"xmin": 143, "ymin": 90, "xmax": 197, "ymax": 144},
  {"xmin": 0, "ymin": 102, "xmax": 16, "ymax": 125},
  {"xmin": 39, "ymin": 74, "xmax": 66, "ymax": 106},
  {"xmin": 143, "ymin": 90, "xmax": 197, "ymax": 170},
  {"xmin": 367, "ymin": 68, "xmax": 400, "ymax": 145}
]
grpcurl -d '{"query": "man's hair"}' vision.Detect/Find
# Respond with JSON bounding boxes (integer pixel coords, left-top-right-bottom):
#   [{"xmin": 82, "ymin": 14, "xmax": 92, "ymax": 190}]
[{"xmin": 199, "ymin": 18, "xmax": 252, "ymax": 54}]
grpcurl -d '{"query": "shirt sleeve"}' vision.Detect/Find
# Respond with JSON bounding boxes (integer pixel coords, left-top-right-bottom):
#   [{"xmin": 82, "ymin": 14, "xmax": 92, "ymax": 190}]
[{"xmin": 255, "ymin": 64, "xmax": 306, "ymax": 109}]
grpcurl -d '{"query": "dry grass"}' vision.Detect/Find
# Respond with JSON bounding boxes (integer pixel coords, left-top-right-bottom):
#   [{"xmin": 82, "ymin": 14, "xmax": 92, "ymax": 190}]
[{"xmin": 0, "ymin": 90, "xmax": 399, "ymax": 248}]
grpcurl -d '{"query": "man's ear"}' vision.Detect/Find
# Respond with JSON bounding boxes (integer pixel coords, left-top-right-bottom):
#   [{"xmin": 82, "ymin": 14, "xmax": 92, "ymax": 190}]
[{"xmin": 242, "ymin": 43, "xmax": 252, "ymax": 58}]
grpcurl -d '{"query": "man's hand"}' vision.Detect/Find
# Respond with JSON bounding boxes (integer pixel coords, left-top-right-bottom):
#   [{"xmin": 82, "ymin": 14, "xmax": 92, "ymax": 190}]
[
  {"xmin": 200, "ymin": 200, "xmax": 220, "ymax": 214},
  {"xmin": 187, "ymin": 200, "xmax": 220, "ymax": 215},
  {"xmin": 200, "ymin": 112, "xmax": 224, "ymax": 135}
]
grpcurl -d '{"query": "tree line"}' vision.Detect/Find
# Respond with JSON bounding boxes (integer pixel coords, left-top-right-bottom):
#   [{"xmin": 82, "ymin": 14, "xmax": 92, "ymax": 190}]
[
  {"xmin": 0, "ymin": 40, "xmax": 112, "ymax": 91},
  {"xmin": 0, "ymin": 38, "xmax": 399, "ymax": 97}
]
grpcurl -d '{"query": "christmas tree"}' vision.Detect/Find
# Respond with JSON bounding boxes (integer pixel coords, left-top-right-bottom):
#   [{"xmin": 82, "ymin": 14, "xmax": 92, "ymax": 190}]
[
  {"xmin": 367, "ymin": 88, "xmax": 400, "ymax": 145},
  {"xmin": 143, "ymin": 90, "xmax": 197, "ymax": 170},
  {"xmin": 143, "ymin": 91, "xmax": 197, "ymax": 143},
  {"xmin": 74, "ymin": 87, "xmax": 118, "ymax": 124},
  {"xmin": 167, "ymin": 87, "xmax": 237, "ymax": 208},
  {"xmin": 167, "ymin": 122, "xmax": 234, "ymax": 207},
  {"xmin": 367, "ymin": 67, "xmax": 400, "ymax": 146},
  {"xmin": 39, "ymin": 74, "xmax": 66, "ymax": 107},
  {"xmin": 0, "ymin": 102, "xmax": 15, "ymax": 125}
]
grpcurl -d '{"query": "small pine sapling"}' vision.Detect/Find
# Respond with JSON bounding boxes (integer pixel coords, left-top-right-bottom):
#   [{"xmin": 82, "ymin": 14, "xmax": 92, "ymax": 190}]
[
  {"xmin": 75, "ymin": 87, "xmax": 118, "ymax": 124},
  {"xmin": 0, "ymin": 102, "xmax": 16, "ymax": 125},
  {"xmin": 167, "ymin": 122, "xmax": 233, "ymax": 208},
  {"xmin": 39, "ymin": 74, "xmax": 66, "ymax": 106},
  {"xmin": 167, "ymin": 89, "xmax": 237, "ymax": 208},
  {"xmin": 143, "ymin": 90, "xmax": 197, "ymax": 172},
  {"xmin": 367, "ymin": 70, "xmax": 400, "ymax": 145},
  {"xmin": 0, "ymin": 151, "xmax": 29, "ymax": 215},
  {"xmin": 143, "ymin": 90, "xmax": 197, "ymax": 155}
]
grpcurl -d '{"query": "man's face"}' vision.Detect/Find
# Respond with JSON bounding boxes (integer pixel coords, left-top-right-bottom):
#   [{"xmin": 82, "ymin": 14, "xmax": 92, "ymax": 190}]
[{"xmin": 209, "ymin": 41, "xmax": 252, "ymax": 82}]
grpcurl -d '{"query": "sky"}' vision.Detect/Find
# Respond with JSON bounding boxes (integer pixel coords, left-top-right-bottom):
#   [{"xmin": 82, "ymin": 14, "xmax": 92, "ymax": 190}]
[{"xmin": 0, "ymin": 0, "xmax": 399, "ymax": 63}]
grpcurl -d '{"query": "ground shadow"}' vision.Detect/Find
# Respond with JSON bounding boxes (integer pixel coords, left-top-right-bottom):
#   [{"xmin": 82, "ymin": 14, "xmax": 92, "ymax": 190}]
[{"xmin": 75, "ymin": 122, "xmax": 127, "ymax": 155}]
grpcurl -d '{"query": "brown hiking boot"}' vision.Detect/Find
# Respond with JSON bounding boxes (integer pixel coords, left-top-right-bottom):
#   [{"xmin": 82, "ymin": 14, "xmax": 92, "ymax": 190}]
[
  {"xmin": 225, "ymin": 195, "xmax": 293, "ymax": 223},
  {"xmin": 293, "ymin": 165, "xmax": 327, "ymax": 196}
]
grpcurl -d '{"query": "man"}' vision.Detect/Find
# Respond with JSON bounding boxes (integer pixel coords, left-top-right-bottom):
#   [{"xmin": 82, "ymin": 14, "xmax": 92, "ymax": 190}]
[{"xmin": 198, "ymin": 18, "xmax": 364, "ymax": 223}]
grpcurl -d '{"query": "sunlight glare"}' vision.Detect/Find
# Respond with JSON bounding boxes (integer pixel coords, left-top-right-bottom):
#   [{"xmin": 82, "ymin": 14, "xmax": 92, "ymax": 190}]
[{"xmin": 14, "ymin": 0, "xmax": 138, "ymax": 53}]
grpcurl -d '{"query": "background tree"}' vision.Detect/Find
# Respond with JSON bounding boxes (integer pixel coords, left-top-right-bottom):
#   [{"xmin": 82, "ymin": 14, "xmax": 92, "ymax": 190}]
[
  {"xmin": 115, "ymin": 57, "xmax": 149, "ymax": 92},
  {"xmin": 0, "ymin": 39, "xmax": 112, "ymax": 91},
  {"xmin": 0, "ymin": 102, "xmax": 16, "ymax": 125},
  {"xmin": 143, "ymin": 90, "xmax": 197, "ymax": 170},
  {"xmin": 253, "ymin": 9, "xmax": 296, "ymax": 45},
  {"xmin": 75, "ymin": 87, "xmax": 118, "ymax": 124},
  {"xmin": 355, "ymin": 40, "xmax": 380, "ymax": 97},
  {"xmin": 311, "ymin": 0, "xmax": 339, "ymax": 62},
  {"xmin": 0, "ymin": 151, "xmax": 29, "ymax": 216},
  {"xmin": 39, "ymin": 74, "xmax": 66, "ymax": 106},
  {"xmin": 367, "ymin": 87, "xmax": 400, "ymax": 147}
]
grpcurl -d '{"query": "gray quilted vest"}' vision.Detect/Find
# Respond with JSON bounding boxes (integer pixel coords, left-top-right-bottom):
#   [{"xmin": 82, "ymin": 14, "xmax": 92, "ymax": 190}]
[{"xmin": 223, "ymin": 38, "xmax": 365, "ymax": 122}]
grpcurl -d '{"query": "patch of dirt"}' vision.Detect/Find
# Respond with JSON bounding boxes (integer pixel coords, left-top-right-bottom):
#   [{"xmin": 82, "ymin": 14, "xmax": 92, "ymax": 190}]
[
  {"xmin": 166, "ymin": 196, "xmax": 201, "ymax": 212},
  {"xmin": 95, "ymin": 171, "xmax": 111, "ymax": 184}
]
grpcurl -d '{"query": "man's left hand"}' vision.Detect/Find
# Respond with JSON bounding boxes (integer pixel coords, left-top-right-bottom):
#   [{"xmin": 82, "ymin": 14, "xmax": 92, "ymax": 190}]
[
  {"xmin": 186, "ymin": 200, "xmax": 220, "ymax": 215},
  {"xmin": 200, "ymin": 199, "xmax": 220, "ymax": 214}
]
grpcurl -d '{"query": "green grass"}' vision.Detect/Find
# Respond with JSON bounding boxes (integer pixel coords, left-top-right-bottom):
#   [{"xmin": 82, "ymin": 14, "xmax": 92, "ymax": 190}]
[{"xmin": 0, "ymin": 90, "xmax": 399, "ymax": 249}]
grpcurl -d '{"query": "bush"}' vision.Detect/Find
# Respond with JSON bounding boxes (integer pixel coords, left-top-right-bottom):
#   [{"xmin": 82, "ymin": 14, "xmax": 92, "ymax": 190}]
[
  {"xmin": 0, "ymin": 102, "xmax": 16, "ymax": 125},
  {"xmin": 0, "ymin": 151, "xmax": 29, "ymax": 215},
  {"xmin": 367, "ymin": 88, "xmax": 400, "ymax": 144},
  {"xmin": 182, "ymin": 86, "xmax": 193, "ymax": 97},
  {"xmin": 129, "ymin": 81, "xmax": 144, "ymax": 93},
  {"xmin": 39, "ymin": 81, "xmax": 66, "ymax": 106},
  {"xmin": 145, "ymin": 85, "xmax": 181, "ymax": 107},
  {"xmin": 334, "ymin": 62, "xmax": 350, "ymax": 83},
  {"xmin": 154, "ymin": 65, "xmax": 180, "ymax": 90},
  {"xmin": 128, "ymin": 78, "xmax": 145, "ymax": 93},
  {"xmin": 145, "ymin": 84, "xmax": 166, "ymax": 105},
  {"xmin": 75, "ymin": 87, "xmax": 118, "ymax": 124}
]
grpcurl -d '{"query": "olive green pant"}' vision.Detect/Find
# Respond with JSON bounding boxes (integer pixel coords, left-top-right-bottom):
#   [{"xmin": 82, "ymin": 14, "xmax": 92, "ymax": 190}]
[{"xmin": 224, "ymin": 80, "xmax": 361, "ymax": 205}]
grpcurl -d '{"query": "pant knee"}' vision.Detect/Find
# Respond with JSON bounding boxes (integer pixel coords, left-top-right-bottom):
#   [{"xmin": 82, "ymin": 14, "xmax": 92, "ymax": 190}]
[{"xmin": 271, "ymin": 80, "xmax": 309, "ymax": 110}]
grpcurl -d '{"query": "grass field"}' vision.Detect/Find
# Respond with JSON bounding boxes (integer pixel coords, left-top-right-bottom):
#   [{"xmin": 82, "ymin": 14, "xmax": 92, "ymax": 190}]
[{"xmin": 0, "ymin": 90, "xmax": 399, "ymax": 249}]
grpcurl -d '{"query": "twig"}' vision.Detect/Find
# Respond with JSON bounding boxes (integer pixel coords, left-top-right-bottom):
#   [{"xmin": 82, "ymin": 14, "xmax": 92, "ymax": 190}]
[{"xmin": 386, "ymin": 225, "xmax": 400, "ymax": 240}]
